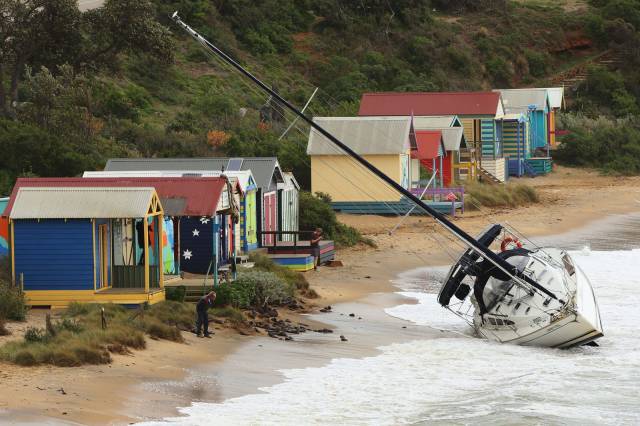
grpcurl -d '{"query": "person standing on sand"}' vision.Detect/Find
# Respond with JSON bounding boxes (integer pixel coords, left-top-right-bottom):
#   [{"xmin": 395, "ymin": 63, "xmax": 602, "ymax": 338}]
[
  {"xmin": 195, "ymin": 291, "xmax": 216, "ymax": 338},
  {"xmin": 310, "ymin": 228, "xmax": 323, "ymax": 270}
]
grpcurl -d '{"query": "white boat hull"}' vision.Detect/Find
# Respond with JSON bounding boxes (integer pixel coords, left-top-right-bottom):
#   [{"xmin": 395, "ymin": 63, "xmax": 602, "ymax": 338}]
[{"xmin": 475, "ymin": 253, "xmax": 604, "ymax": 348}]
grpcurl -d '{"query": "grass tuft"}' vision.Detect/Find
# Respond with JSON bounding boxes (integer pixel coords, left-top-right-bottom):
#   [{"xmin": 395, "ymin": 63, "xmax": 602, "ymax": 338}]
[
  {"xmin": 465, "ymin": 182, "xmax": 539, "ymax": 209},
  {"xmin": 0, "ymin": 300, "xmax": 201, "ymax": 367}
]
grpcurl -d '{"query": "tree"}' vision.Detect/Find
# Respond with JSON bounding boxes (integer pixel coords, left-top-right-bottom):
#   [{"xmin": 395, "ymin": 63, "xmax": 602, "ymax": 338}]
[
  {"xmin": 0, "ymin": 0, "xmax": 81, "ymax": 115},
  {"xmin": 80, "ymin": 0, "xmax": 175, "ymax": 68},
  {"xmin": 0, "ymin": 0, "xmax": 174, "ymax": 116}
]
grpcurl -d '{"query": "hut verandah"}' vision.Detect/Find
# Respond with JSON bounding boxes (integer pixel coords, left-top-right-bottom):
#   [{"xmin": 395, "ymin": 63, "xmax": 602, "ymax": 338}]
[{"xmin": 8, "ymin": 187, "xmax": 165, "ymax": 308}]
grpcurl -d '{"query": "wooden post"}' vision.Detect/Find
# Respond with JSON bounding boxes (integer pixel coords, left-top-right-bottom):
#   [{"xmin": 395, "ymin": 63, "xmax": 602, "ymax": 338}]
[
  {"xmin": 101, "ymin": 307, "xmax": 107, "ymax": 330},
  {"xmin": 10, "ymin": 220, "xmax": 15, "ymax": 286},
  {"xmin": 92, "ymin": 220, "xmax": 96, "ymax": 291},
  {"xmin": 214, "ymin": 215, "xmax": 219, "ymax": 287},
  {"xmin": 143, "ymin": 218, "xmax": 149, "ymax": 293},
  {"xmin": 46, "ymin": 314, "xmax": 56, "ymax": 336}
]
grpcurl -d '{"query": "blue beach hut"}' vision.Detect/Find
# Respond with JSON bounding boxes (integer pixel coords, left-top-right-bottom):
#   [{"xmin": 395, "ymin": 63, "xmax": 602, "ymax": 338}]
[{"xmin": 8, "ymin": 187, "xmax": 165, "ymax": 308}]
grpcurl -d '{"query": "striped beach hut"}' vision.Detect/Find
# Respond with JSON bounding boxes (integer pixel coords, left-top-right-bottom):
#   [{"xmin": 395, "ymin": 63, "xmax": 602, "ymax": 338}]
[
  {"xmin": 501, "ymin": 113, "xmax": 530, "ymax": 176},
  {"xmin": 495, "ymin": 88, "xmax": 553, "ymax": 175},
  {"xmin": 359, "ymin": 92, "xmax": 507, "ymax": 183},
  {"xmin": 277, "ymin": 172, "xmax": 300, "ymax": 242},
  {"xmin": 103, "ymin": 158, "xmax": 285, "ymax": 247},
  {"xmin": 8, "ymin": 177, "xmax": 236, "ymax": 278},
  {"xmin": 8, "ymin": 187, "xmax": 165, "ymax": 308}
]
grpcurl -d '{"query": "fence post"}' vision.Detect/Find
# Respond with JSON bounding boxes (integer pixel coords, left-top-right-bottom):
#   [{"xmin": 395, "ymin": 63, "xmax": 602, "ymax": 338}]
[{"xmin": 101, "ymin": 307, "xmax": 107, "ymax": 330}]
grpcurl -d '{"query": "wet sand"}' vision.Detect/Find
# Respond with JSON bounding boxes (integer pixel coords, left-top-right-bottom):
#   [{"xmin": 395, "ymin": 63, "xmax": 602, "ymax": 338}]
[{"xmin": 1, "ymin": 166, "xmax": 639, "ymax": 424}]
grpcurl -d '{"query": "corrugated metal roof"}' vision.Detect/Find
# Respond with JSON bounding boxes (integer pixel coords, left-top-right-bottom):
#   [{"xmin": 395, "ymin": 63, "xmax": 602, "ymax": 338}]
[
  {"xmin": 10, "ymin": 187, "xmax": 157, "ymax": 219},
  {"xmin": 439, "ymin": 127, "xmax": 466, "ymax": 151},
  {"xmin": 307, "ymin": 116, "xmax": 412, "ymax": 155},
  {"xmin": 358, "ymin": 92, "xmax": 503, "ymax": 117},
  {"xmin": 414, "ymin": 131, "xmax": 444, "ymax": 160},
  {"xmin": 6, "ymin": 177, "xmax": 228, "ymax": 217},
  {"xmin": 83, "ymin": 170, "xmax": 256, "ymax": 193},
  {"xmin": 495, "ymin": 89, "xmax": 549, "ymax": 113},
  {"xmin": 279, "ymin": 172, "xmax": 300, "ymax": 191},
  {"xmin": 413, "ymin": 115, "xmax": 459, "ymax": 129},
  {"xmin": 104, "ymin": 157, "xmax": 281, "ymax": 190},
  {"xmin": 503, "ymin": 113, "xmax": 527, "ymax": 122},
  {"xmin": 543, "ymin": 87, "xmax": 564, "ymax": 109}
]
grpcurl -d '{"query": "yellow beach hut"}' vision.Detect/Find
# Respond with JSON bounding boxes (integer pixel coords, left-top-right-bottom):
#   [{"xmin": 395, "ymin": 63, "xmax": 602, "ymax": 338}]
[{"xmin": 307, "ymin": 116, "xmax": 414, "ymax": 213}]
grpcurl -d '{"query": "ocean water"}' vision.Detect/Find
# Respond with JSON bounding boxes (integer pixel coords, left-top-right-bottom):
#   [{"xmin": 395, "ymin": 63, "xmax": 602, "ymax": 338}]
[{"xmin": 146, "ymin": 249, "xmax": 640, "ymax": 425}]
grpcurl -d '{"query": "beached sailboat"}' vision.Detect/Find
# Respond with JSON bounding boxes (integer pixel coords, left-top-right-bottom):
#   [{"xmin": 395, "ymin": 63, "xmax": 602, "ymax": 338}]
[{"xmin": 170, "ymin": 13, "xmax": 603, "ymax": 348}]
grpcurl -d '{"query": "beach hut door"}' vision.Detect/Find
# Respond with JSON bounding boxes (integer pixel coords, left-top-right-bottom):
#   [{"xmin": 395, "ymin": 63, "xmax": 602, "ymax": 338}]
[{"xmin": 98, "ymin": 224, "xmax": 109, "ymax": 289}]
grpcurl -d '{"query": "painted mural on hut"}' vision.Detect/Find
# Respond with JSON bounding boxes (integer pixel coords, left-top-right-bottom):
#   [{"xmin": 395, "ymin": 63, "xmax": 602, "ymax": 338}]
[{"xmin": 0, "ymin": 197, "xmax": 9, "ymax": 257}]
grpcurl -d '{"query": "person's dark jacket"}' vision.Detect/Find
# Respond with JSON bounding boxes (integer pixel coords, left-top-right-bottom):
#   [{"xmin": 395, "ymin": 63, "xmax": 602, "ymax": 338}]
[{"xmin": 196, "ymin": 295, "xmax": 214, "ymax": 313}]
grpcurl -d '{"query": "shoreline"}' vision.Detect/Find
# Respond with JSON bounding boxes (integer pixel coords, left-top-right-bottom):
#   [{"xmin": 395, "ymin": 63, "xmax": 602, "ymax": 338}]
[{"xmin": 1, "ymin": 166, "xmax": 640, "ymax": 424}]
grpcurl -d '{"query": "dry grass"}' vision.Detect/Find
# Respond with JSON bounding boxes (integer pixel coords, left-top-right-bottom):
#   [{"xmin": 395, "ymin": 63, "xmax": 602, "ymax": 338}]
[
  {"xmin": 0, "ymin": 301, "xmax": 192, "ymax": 367},
  {"xmin": 465, "ymin": 182, "xmax": 540, "ymax": 209}
]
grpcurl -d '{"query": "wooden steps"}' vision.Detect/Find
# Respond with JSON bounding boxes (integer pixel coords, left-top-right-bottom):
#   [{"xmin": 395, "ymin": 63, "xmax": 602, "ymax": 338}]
[{"xmin": 478, "ymin": 167, "xmax": 502, "ymax": 185}]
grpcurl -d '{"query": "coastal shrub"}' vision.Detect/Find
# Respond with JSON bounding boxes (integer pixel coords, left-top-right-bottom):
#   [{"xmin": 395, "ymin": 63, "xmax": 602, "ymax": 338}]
[
  {"xmin": 227, "ymin": 273, "xmax": 258, "ymax": 309},
  {"xmin": 165, "ymin": 285, "xmax": 186, "ymax": 302},
  {"xmin": 227, "ymin": 271, "xmax": 293, "ymax": 309},
  {"xmin": 465, "ymin": 182, "xmax": 539, "ymax": 208},
  {"xmin": 0, "ymin": 283, "xmax": 28, "ymax": 321},
  {"xmin": 248, "ymin": 253, "xmax": 317, "ymax": 298},
  {"xmin": 299, "ymin": 191, "xmax": 375, "ymax": 248},
  {"xmin": 24, "ymin": 327, "xmax": 48, "ymax": 344}
]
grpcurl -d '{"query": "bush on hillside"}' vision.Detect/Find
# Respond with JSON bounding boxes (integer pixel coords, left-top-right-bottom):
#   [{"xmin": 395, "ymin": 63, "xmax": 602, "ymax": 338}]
[{"xmin": 555, "ymin": 114, "xmax": 640, "ymax": 175}]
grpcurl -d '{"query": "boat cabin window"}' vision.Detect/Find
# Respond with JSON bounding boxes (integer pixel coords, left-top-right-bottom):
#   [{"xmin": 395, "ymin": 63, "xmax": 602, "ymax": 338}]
[
  {"xmin": 482, "ymin": 255, "xmax": 530, "ymax": 312},
  {"xmin": 483, "ymin": 278, "xmax": 514, "ymax": 312}
]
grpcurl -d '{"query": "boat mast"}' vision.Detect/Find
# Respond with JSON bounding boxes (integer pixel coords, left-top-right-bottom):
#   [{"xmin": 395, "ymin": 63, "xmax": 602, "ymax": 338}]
[{"xmin": 170, "ymin": 13, "xmax": 560, "ymax": 302}]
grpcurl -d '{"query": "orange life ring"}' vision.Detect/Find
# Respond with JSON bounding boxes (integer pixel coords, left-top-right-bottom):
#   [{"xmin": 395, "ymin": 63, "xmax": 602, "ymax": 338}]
[{"xmin": 500, "ymin": 237, "xmax": 523, "ymax": 252}]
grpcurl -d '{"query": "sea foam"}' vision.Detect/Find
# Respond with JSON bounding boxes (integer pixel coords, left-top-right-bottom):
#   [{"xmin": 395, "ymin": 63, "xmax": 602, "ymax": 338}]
[{"xmin": 143, "ymin": 250, "xmax": 640, "ymax": 425}]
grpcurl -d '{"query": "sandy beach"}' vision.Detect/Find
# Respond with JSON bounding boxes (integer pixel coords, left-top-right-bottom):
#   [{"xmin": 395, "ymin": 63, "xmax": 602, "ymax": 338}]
[{"xmin": 1, "ymin": 166, "xmax": 640, "ymax": 425}]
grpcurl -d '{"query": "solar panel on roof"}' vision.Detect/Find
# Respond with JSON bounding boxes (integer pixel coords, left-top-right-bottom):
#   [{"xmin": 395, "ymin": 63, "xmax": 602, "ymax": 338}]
[{"xmin": 227, "ymin": 158, "xmax": 243, "ymax": 171}]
